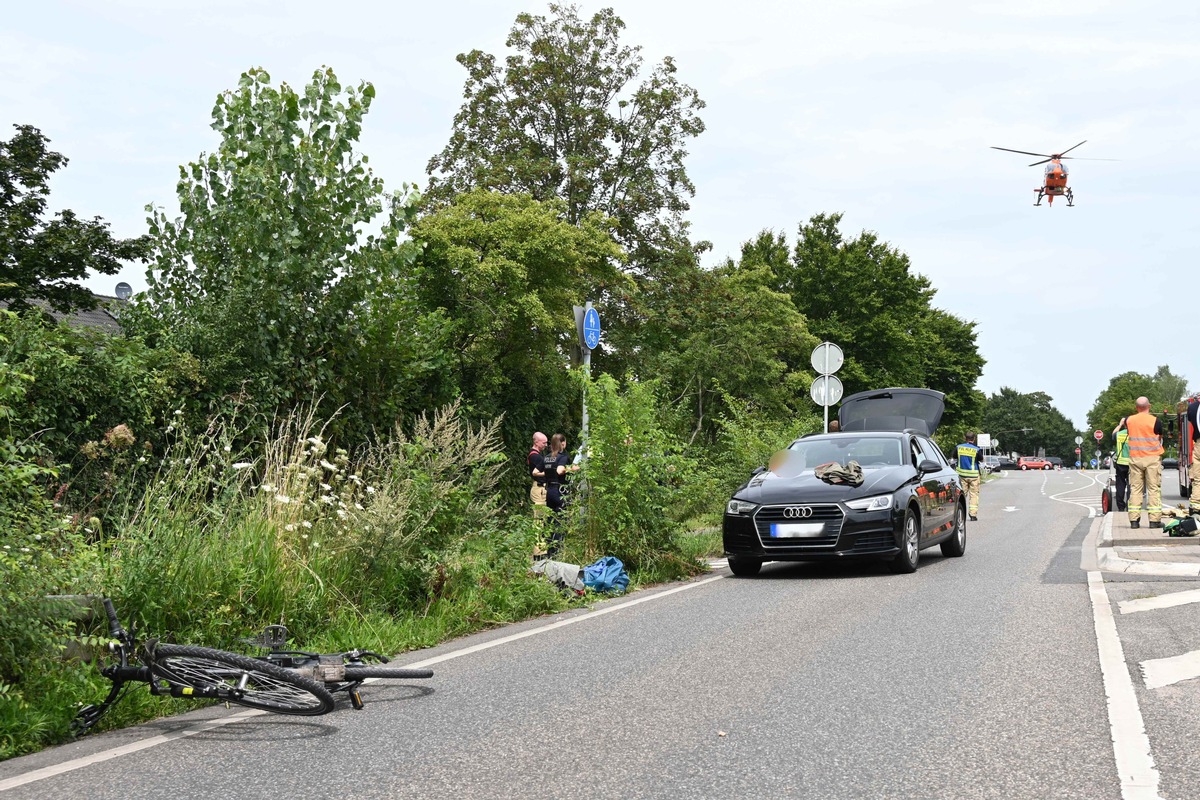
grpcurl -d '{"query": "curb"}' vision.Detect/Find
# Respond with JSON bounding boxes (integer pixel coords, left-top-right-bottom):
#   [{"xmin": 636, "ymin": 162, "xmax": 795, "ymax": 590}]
[{"xmin": 1095, "ymin": 512, "xmax": 1200, "ymax": 577}]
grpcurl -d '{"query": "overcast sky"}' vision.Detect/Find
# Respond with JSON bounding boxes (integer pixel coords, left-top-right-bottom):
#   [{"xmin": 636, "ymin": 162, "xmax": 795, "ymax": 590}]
[{"xmin": 5, "ymin": 0, "xmax": 1197, "ymax": 432}]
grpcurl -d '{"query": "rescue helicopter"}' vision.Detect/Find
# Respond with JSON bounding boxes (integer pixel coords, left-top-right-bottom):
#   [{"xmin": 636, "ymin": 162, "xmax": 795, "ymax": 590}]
[{"xmin": 990, "ymin": 140, "xmax": 1115, "ymax": 207}]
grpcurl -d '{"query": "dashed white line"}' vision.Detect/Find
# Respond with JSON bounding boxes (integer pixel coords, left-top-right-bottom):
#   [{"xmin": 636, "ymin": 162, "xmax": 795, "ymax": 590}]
[
  {"xmin": 1120, "ymin": 587, "xmax": 1200, "ymax": 614},
  {"xmin": 1141, "ymin": 650, "xmax": 1200, "ymax": 690}
]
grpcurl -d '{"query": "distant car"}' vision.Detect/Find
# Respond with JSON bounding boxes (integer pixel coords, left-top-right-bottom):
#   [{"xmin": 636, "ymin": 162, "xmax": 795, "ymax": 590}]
[
  {"xmin": 982, "ymin": 455, "xmax": 1001, "ymax": 473},
  {"xmin": 1046, "ymin": 456, "xmax": 1063, "ymax": 470},
  {"xmin": 722, "ymin": 388, "xmax": 966, "ymax": 576},
  {"xmin": 1163, "ymin": 457, "xmax": 1179, "ymax": 470},
  {"xmin": 995, "ymin": 457, "xmax": 1018, "ymax": 470},
  {"xmin": 1017, "ymin": 456, "xmax": 1053, "ymax": 471}
]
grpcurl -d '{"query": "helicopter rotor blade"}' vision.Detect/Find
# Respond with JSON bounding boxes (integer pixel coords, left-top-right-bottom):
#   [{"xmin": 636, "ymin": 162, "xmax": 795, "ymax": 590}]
[
  {"xmin": 991, "ymin": 146, "xmax": 1053, "ymax": 158},
  {"xmin": 1028, "ymin": 158, "xmax": 1053, "ymax": 167},
  {"xmin": 1058, "ymin": 140, "xmax": 1087, "ymax": 156},
  {"xmin": 1060, "ymin": 156, "xmax": 1120, "ymax": 161}
]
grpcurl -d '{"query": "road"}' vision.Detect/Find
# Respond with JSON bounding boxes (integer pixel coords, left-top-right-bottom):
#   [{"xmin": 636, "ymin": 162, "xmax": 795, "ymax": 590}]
[{"xmin": 3, "ymin": 470, "xmax": 1199, "ymax": 799}]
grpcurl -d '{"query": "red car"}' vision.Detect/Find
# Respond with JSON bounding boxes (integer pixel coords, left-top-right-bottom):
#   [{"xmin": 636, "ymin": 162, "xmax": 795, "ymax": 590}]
[{"xmin": 1017, "ymin": 456, "xmax": 1053, "ymax": 471}]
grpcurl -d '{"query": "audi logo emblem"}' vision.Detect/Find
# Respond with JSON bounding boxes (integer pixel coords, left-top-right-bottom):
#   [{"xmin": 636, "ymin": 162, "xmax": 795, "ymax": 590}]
[{"xmin": 782, "ymin": 506, "xmax": 814, "ymax": 519}]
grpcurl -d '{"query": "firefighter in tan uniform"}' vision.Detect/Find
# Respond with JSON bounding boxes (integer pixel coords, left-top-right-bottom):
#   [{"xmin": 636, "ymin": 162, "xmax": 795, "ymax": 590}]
[{"xmin": 1126, "ymin": 397, "xmax": 1164, "ymax": 529}]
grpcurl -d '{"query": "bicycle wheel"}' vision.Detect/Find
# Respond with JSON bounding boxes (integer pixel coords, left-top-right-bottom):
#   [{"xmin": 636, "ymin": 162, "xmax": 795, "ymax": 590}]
[
  {"xmin": 152, "ymin": 645, "xmax": 335, "ymax": 716},
  {"xmin": 343, "ymin": 665, "xmax": 433, "ymax": 680}
]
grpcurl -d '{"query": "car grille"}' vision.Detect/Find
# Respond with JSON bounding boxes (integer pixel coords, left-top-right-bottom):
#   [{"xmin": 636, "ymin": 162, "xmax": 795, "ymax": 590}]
[
  {"xmin": 753, "ymin": 504, "xmax": 844, "ymax": 550},
  {"xmin": 851, "ymin": 531, "xmax": 896, "ymax": 553}
]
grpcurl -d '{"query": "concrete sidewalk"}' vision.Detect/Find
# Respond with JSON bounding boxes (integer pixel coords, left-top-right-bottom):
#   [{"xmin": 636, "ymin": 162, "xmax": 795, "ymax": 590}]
[{"xmin": 1096, "ymin": 506, "xmax": 1200, "ymax": 577}]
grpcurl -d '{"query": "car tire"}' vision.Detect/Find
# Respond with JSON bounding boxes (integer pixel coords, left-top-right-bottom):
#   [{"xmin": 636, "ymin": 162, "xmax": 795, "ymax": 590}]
[
  {"xmin": 1043, "ymin": 464, "xmax": 1052, "ymax": 470},
  {"xmin": 889, "ymin": 508, "xmax": 920, "ymax": 574},
  {"xmin": 1021, "ymin": 465, "xmax": 1028, "ymax": 470},
  {"xmin": 941, "ymin": 503, "xmax": 967, "ymax": 558},
  {"xmin": 728, "ymin": 556, "xmax": 762, "ymax": 577}
]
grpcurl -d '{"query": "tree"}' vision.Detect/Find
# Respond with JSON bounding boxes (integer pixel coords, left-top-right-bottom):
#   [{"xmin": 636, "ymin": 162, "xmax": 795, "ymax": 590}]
[
  {"xmin": 425, "ymin": 4, "xmax": 705, "ymax": 264},
  {"xmin": 0, "ymin": 125, "xmax": 148, "ymax": 314},
  {"xmin": 767, "ymin": 215, "xmax": 985, "ymax": 427},
  {"xmin": 983, "ymin": 388, "xmax": 1078, "ymax": 460},
  {"xmin": 1086, "ymin": 365, "xmax": 1190, "ymax": 453},
  {"xmin": 136, "ymin": 67, "xmax": 438, "ymax": 425},
  {"xmin": 406, "ymin": 189, "xmax": 627, "ymax": 439}
]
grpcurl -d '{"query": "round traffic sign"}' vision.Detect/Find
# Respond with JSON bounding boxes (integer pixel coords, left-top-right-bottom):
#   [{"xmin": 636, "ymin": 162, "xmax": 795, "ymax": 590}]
[
  {"xmin": 810, "ymin": 375, "xmax": 844, "ymax": 406},
  {"xmin": 1074, "ymin": 436, "xmax": 1083, "ymax": 445},
  {"xmin": 1093, "ymin": 430, "xmax": 1103, "ymax": 441},
  {"xmin": 1075, "ymin": 448, "xmax": 1081, "ymax": 454},
  {"xmin": 810, "ymin": 342, "xmax": 844, "ymax": 375},
  {"xmin": 582, "ymin": 307, "xmax": 601, "ymax": 350}
]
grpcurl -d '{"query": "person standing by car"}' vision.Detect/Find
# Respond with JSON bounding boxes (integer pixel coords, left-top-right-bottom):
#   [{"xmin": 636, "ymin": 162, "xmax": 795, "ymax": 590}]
[
  {"xmin": 1188, "ymin": 392, "xmax": 1200, "ymax": 517},
  {"xmin": 1112, "ymin": 417, "xmax": 1131, "ymax": 513},
  {"xmin": 1127, "ymin": 397, "xmax": 1164, "ymax": 529},
  {"xmin": 955, "ymin": 432, "xmax": 982, "ymax": 521}
]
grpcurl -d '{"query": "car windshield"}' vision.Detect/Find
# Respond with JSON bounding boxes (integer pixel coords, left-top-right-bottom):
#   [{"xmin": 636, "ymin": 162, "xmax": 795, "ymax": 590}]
[{"xmin": 783, "ymin": 436, "xmax": 905, "ymax": 470}]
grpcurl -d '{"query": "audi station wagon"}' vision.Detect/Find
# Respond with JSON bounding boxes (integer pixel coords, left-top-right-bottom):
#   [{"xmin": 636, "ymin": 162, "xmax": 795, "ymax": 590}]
[{"xmin": 722, "ymin": 388, "xmax": 966, "ymax": 576}]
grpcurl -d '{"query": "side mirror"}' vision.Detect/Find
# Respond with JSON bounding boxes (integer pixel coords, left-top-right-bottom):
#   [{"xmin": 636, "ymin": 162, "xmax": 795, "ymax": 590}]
[{"xmin": 918, "ymin": 459, "xmax": 941, "ymax": 474}]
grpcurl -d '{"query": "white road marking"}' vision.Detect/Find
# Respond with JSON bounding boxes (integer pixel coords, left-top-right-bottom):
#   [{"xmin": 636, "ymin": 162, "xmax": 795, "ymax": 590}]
[
  {"xmin": 1120, "ymin": 587, "xmax": 1200, "ymax": 614},
  {"xmin": 1141, "ymin": 650, "xmax": 1200, "ymax": 690},
  {"xmin": 1087, "ymin": 571, "xmax": 1163, "ymax": 799},
  {"xmin": 1003, "ymin": 506, "xmax": 1019, "ymax": 512},
  {"xmin": 0, "ymin": 710, "xmax": 266, "ymax": 793},
  {"xmin": 0, "ymin": 574, "xmax": 727, "ymax": 791}
]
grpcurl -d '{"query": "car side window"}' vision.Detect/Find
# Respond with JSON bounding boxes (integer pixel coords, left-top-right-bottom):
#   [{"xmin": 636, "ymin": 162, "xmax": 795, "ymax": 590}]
[
  {"xmin": 927, "ymin": 439, "xmax": 952, "ymax": 467},
  {"xmin": 908, "ymin": 438, "xmax": 923, "ymax": 468},
  {"xmin": 915, "ymin": 437, "xmax": 942, "ymax": 467}
]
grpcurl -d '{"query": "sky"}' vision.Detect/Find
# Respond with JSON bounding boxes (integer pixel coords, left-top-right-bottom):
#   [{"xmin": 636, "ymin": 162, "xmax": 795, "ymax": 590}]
[{"xmin": 4, "ymin": 0, "xmax": 1198, "ymax": 431}]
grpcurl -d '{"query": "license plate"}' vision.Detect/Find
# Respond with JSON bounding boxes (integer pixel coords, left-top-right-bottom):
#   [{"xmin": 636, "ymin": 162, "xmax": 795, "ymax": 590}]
[{"xmin": 770, "ymin": 522, "xmax": 826, "ymax": 538}]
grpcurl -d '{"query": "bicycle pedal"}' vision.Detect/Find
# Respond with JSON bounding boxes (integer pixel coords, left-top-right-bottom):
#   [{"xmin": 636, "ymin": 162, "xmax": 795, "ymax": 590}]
[{"xmin": 350, "ymin": 690, "xmax": 364, "ymax": 710}]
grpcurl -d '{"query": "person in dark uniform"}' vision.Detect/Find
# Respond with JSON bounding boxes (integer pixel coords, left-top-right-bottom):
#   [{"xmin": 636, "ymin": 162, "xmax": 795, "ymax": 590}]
[
  {"xmin": 543, "ymin": 433, "xmax": 577, "ymax": 557},
  {"xmin": 527, "ymin": 431, "xmax": 548, "ymax": 520}
]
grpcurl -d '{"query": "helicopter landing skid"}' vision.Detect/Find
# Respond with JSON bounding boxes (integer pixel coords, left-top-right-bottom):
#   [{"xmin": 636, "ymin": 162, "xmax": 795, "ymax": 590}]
[{"xmin": 1034, "ymin": 188, "xmax": 1075, "ymax": 207}]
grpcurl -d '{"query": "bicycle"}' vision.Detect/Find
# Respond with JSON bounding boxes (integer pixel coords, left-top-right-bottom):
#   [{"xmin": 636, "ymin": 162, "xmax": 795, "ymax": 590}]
[{"xmin": 72, "ymin": 598, "xmax": 433, "ymax": 735}]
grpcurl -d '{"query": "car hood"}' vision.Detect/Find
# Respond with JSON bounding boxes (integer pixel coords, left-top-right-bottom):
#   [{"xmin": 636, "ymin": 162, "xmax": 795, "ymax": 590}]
[
  {"xmin": 838, "ymin": 388, "xmax": 945, "ymax": 436},
  {"xmin": 732, "ymin": 465, "xmax": 914, "ymax": 505}
]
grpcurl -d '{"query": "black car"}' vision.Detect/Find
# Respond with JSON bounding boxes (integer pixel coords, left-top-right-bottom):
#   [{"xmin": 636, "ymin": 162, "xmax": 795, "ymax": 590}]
[
  {"xmin": 722, "ymin": 388, "xmax": 966, "ymax": 576},
  {"xmin": 994, "ymin": 457, "xmax": 1018, "ymax": 470}
]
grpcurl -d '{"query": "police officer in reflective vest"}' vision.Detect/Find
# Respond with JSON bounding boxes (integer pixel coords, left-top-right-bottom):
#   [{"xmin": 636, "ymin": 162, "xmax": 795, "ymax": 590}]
[
  {"xmin": 1112, "ymin": 418, "xmax": 1131, "ymax": 512},
  {"xmin": 955, "ymin": 432, "xmax": 982, "ymax": 521},
  {"xmin": 1126, "ymin": 396, "xmax": 1164, "ymax": 529}
]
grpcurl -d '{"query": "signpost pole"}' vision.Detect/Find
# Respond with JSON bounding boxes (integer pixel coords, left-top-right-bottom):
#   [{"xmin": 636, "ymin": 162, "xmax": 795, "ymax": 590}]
[
  {"xmin": 823, "ymin": 348, "xmax": 830, "ymax": 433},
  {"xmin": 581, "ymin": 301, "xmax": 594, "ymax": 448}
]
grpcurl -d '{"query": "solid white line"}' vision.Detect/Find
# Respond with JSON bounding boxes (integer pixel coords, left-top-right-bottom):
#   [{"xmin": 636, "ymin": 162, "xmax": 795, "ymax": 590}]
[
  {"xmin": 1141, "ymin": 650, "xmax": 1200, "ymax": 690},
  {"xmin": 1087, "ymin": 571, "xmax": 1163, "ymax": 800},
  {"xmin": 405, "ymin": 574, "xmax": 726, "ymax": 669},
  {"xmin": 0, "ymin": 710, "xmax": 266, "ymax": 793},
  {"xmin": 1120, "ymin": 588, "xmax": 1200, "ymax": 614},
  {"xmin": 1, "ymin": 574, "xmax": 726, "ymax": 791}
]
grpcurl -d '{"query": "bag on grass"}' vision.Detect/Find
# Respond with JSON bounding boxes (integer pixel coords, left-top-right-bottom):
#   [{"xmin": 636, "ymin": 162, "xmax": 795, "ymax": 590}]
[
  {"xmin": 583, "ymin": 556, "xmax": 629, "ymax": 594},
  {"xmin": 530, "ymin": 559, "xmax": 586, "ymax": 593}
]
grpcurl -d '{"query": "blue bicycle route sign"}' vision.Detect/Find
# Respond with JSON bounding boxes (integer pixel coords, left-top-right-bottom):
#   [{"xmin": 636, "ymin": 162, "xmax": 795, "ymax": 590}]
[{"xmin": 583, "ymin": 307, "xmax": 601, "ymax": 350}]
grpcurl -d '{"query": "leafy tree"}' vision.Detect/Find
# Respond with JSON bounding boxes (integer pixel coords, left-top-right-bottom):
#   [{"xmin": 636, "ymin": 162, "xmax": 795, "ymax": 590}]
[
  {"xmin": 135, "ymin": 68, "xmax": 438, "ymax": 427},
  {"xmin": 983, "ymin": 388, "xmax": 1079, "ymax": 461},
  {"xmin": 425, "ymin": 4, "xmax": 705, "ymax": 264},
  {"xmin": 1086, "ymin": 365, "xmax": 1190, "ymax": 454},
  {"xmin": 628, "ymin": 233, "xmax": 818, "ymax": 444},
  {"xmin": 0, "ymin": 125, "xmax": 148, "ymax": 314},
  {"xmin": 406, "ymin": 189, "xmax": 627, "ymax": 456},
  {"xmin": 764, "ymin": 216, "xmax": 985, "ymax": 428}
]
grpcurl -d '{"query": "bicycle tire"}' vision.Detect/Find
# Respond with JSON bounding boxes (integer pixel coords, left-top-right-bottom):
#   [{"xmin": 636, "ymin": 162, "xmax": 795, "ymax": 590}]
[
  {"xmin": 343, "ymin": 665, "xmax": 434, "ymax": 681},
  {"xmin": 152, "ymin": 645, "xmax": 335, "ymax": 716}
]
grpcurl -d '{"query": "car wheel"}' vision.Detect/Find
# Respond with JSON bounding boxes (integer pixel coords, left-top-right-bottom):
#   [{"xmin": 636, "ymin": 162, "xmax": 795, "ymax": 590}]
[
  {"xmin": 1043, "ymin": 464, "xmax": 1052, "ymax": 470},
  {"xmin": 1020, "ymin": 465, "xmax": 1028, "ymax": 470},
  {"xmin": 728, "ymin": 556, "xmax": 762, "ymax": 577},
  {"xmin": 941, "ymin": 503, "xmax": 966, "ymax": 558},
  {"xmin": 890, "ymin": 508, "xmax": 920, "ymax": 574}
]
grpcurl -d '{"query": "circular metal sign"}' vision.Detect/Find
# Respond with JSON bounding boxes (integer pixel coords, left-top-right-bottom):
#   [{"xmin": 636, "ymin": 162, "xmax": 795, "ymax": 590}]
[
  {"xmin": 1074, "ymin": 436, "xmax": 1083, "ymax": 445},
  {"xmin": 810, "ymin": 375, "xmax": 844, "ymax": 407},
  {"xmin": 810, "ymin": 342, "xmax": 844, "ymax": 375},
  {"xmin": 1093, "ymin": 430, "xmax": 1103, "ymax": 441},
  {"xmin": 583, "ymin": 307, "xmax": 601, "ymax": 350}
]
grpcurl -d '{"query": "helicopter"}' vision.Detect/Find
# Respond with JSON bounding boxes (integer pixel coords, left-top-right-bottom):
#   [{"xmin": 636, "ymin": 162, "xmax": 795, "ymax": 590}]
[{"xmin": 990, "ymin": 140, "xmax": 1115, "ymax": 207}]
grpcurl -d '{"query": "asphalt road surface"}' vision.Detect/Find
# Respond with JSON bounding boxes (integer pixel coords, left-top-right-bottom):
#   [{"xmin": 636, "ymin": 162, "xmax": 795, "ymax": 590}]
[{"xmin": 4, "ymin": 469, "xmax": 1199, "ymax": 799}]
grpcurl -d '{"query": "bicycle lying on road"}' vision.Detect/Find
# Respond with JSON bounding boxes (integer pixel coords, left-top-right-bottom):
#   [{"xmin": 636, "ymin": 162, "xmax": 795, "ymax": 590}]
[{"xmin": 72, "ymin": 598, "xmax": 433, "ymax": 735}]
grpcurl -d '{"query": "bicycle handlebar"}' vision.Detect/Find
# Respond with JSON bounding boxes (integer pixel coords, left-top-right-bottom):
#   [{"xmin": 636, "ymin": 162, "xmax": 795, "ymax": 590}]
[{"xmin": 102, "ymin": 598, "xmax": 122, "ymax": 637}]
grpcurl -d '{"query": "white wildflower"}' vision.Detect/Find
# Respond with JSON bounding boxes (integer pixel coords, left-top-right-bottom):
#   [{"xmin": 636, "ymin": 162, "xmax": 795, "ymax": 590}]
[
  {"xmin": 275, "ymin": 494, "xmax": 291, "ymax": 504},
  {"xmin": 311, "ymin": 541, "xmax": 320, "ymax": 548},
  {"xmin": 301, "ymin": 520, "xmax": 313, "ymax": 528},
  {"xmin": 320, "ymin": 459, "xmax": 337, "ymax": 472},
  {"xmin": 354, "ymin": 503, "xmax": 363, "ymax": 511},
  {"xmin": 301, "ymin": 533, "xmax": 309, "ymax": 539},
  {"xmin": 320, "ymin": 483, "xmax": 332, "ymax": 492},
  {"xmin": 34, "ymin": 534, "xmax": 42, "ymax": 541},
  {"xmin": 174, "ymin": 409, "xmax": 184, "ymax": 416},
  {"xmin": 285, "ymin": 524, "xmax": 296, "ymax": 532},
  {"xmin": 366, "ymin": 486, "xmax": 376, "ymax": 494},
  {"xmin": 336, "ymin": 509, "xmax": 347, "ymax": 519},
  {"xmin": 232, "ymin": 462, "xmax": 253, "ymax": 470},
  {"xmin": 320, "ymin": 495, "xmax": 335, "ymax": 506},
  {"xmin": 259, "ymin": 483, "xmax": 275, "ymax": 493},
  {"xmin": 223, "ymin": 445, "xmax": 232, "ymax": 453},
  {"xmin": 347, "ymin": 474, "xmax": 362, "ymax": 485}
]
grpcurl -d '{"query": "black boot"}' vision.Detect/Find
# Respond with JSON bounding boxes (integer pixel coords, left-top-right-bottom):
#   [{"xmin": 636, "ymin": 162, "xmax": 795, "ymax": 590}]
[{"xmin": 1130, "ymin": 520, "xmax": 1141, "ymax": 529}]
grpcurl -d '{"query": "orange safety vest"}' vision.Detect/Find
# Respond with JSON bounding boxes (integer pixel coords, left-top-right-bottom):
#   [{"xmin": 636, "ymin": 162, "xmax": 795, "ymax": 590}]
[{"xmin": 1125, "ymin": 412, "xmax": 1163, "ymax": 459}]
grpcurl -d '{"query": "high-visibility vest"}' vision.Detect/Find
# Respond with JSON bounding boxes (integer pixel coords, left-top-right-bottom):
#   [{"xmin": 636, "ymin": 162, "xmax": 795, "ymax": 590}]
[
  {"xmin": 1125, "ymin": 412, "xmax": 1163, "ymax": 459},
  {"xmin": 956, "ymin": 443, "xmax": 981, "ymax": 478},
  {"xmin": 1114, "ymin": 430, "xmax": 1130, "ymax": 466}
]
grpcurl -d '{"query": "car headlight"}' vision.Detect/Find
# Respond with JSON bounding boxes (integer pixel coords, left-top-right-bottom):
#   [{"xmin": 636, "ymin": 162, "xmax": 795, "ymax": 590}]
[
  {"xmin": 844, "ymin": 494, "xmax": 893, "ymax": 512},
  {"xmin": 726, "ymin": 499, "xmax": 758, "ymax": 515}
]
